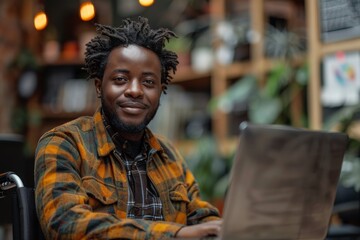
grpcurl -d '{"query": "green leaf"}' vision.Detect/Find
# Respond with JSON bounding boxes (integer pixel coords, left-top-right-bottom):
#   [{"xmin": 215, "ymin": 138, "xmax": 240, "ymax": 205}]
[
  {"xmin": 340, "ymin": 155, "xmax": 360, "ymax": 192},
  {"xmin": 213, "ymin": 173, "xmax": 230, "ymax": 199},
  {"xmin": 249, "ymin": 96, "xmax": 282, "ymax": 124},
  {"xmin": 264, "ymin": 63, "xmax": 291, "ymax": 97},
  {"xmin": 295, "ymin": 63, "xmax": 309, "ymax": 86},
  {"xmin": 208, "ymin": 75, "xmax": 257, "ymax": 113}
]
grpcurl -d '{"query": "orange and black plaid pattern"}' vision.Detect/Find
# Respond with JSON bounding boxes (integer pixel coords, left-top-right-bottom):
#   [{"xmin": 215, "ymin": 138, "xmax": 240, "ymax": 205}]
[{"xmin": 34, "ymin": 107, "xmax": 220, "ymax": 239}]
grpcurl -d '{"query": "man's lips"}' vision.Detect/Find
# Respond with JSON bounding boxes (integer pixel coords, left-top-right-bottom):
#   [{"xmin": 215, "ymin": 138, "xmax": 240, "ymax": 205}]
[{"xmin": 118, "ymin": 101, "xmax": 147, "ymax": 114}]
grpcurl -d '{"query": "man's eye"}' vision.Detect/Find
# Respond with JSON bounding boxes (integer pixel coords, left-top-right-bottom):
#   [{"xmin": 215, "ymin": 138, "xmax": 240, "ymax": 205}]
[
  {"xmin": 114, "ymin": 77, "xmax": 127, "ymax": 82},
  {"xmin": 143, "ymin": 79, "xmax": 155, "ymax": 85}
]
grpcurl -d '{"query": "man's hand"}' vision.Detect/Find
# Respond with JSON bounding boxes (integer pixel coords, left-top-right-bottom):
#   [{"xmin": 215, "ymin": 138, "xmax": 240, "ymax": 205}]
[{"xmin": 176, "ymin": 220, "xmax": 223, "ymax": 238}]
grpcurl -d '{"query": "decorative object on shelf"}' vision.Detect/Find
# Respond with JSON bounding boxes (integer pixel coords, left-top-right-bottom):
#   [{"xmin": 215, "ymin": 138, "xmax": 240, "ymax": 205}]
[
  {"xmin": 321, "ymin": 51, "xmax": 360, "ymax": 107},
  {"xmin": 264, "ymin": 24, "xmax": 306, "ymax": 59},
  {"xmin": 215, "ymin": 19, "xmax": 248, "ymax": 64},
  {"xmin": 61, "ymin": 79, "xmax": 90, "ymax": 113},
  {"xmin": 191, "ymin": 47, "xmax": 214, "ymax": 72},
  {"xmin": 43, "ymin": 40, "xmax": 60, "ymax": 63},
  {"xmin": 62, "ymin": 41, "xmax": 79, "ymax": 60},
  {"xmin": 18, "ymin": 71, "xmax": 38, "ymax": 100},
  {"xmin": 214, "ymin": 17, "xmax": 251, "ymax": 64}
]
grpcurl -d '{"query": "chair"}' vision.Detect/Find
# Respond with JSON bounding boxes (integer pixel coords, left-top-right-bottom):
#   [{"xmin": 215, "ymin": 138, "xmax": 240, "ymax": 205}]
[
  {"xmin": 326, "ymin": 185, "xmax": 360, "ymax": 240},
  {"xmin": 0, "ymin": 171, "xmax": 44, "ymax": 240},
  {"xmin": 0, "ymin": 134, "xmax": 34, "ymax": 227}
]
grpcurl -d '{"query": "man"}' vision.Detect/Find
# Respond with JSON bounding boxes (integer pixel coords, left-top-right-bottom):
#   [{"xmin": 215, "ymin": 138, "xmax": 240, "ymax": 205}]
[{"xmin": 34, "ymin": 17, "xmax": 222, "ymax": 239}]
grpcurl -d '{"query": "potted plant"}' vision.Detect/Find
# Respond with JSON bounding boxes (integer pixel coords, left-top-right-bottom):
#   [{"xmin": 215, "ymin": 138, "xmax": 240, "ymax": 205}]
[{"xmin": 184, "ymin": 136, "xmax": 234, "ymax": 213}]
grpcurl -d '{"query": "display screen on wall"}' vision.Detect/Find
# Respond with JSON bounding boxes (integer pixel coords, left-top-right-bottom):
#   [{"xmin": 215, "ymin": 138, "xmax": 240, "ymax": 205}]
[
  {"xmin": 321, "ymin": 51, "xmax": 360, "ymax": 107},
  {"xmin": 319, "ymin": 0, "xmax": 360, "ymax": 43}
]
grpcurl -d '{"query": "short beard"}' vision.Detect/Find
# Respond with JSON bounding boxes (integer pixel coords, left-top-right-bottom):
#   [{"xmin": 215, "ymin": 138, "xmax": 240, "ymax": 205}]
[{"xmin": 101, "ymin": 97, "xmax": 159, "ymax": 134}]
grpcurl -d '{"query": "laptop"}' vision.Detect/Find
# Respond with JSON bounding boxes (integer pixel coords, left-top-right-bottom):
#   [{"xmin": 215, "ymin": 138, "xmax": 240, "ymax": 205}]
[{"xmin": 220, "ymin": 122, "xmax": 348, "ymax": 240}]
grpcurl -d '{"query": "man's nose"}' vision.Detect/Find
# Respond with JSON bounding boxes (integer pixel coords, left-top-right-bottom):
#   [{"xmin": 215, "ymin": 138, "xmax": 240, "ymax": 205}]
[{"xmin": 125, "ymin": 79, "xmax": 143, "ymax": 98}]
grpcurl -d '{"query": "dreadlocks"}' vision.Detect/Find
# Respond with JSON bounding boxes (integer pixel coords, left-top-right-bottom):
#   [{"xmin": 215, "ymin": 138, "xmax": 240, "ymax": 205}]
[{"xmin": 84, "ymin": 16, "xmax": 179, "ymax": 93}]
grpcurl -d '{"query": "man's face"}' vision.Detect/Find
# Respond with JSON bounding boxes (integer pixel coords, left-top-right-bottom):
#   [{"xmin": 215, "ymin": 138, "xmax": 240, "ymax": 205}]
[{"xmin": 95, "ymin": 44, "xmax": 163, "ymax": 135}]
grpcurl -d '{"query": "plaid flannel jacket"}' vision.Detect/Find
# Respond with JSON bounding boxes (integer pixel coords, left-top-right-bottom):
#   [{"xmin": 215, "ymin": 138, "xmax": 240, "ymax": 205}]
[{"xmin": 34, "ymin": 108, "xmax": 220, "ymax": 239}]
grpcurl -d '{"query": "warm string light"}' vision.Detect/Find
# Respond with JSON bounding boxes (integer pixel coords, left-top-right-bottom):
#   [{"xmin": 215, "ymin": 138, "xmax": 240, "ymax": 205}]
[
  {"xmin": 80, "ymin": 1, "xmax": 95, "ymax": 21},
  {"xmin": 34, "ymin": 10, "xmax": 47, "ymax": 31},
  {"xmin": 139, "ymin": 0, "xmax": 154, "ymax": 7}
]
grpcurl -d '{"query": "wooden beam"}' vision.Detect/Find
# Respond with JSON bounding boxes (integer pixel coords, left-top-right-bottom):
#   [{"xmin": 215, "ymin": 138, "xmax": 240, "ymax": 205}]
[
  {"xmin": 306, "ymin": 0, "xmax": 322, "ymax": 130},
  {"xmin": 321, "ymin": 38, "xmax": 360, "ymax": 56},
  {"xmin": 250, "ymin": 0, "xmax": 265, "ymax": 85}
]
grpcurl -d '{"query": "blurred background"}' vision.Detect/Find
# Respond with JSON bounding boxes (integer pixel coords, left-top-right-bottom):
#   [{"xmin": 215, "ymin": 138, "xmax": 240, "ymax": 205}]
[{"xmin": 0, "ymin": 0, "xmax": 360, "ymax": 239}]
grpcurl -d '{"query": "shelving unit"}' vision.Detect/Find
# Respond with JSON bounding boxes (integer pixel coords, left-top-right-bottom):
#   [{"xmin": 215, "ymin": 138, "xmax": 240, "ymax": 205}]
[
  {"xmin": 209, "ymin": 0, "xmax": 307, "ymax": 141},
  {"xmin": 306, "ymin": 0, "xmax": 360, "ymax": 130}
]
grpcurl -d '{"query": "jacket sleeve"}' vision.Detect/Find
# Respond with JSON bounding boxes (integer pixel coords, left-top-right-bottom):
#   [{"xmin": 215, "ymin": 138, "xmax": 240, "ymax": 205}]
[
  {"xmin": 34, "ymin": 131, "xmax": 183, "ymax": 240},
  {"xmin": 184, "ymin": 165, "xmax": 222, "ymax": 225},
  {"xmin": 157, "ymin": 136, "xmax": 221, "ymax": 225}
]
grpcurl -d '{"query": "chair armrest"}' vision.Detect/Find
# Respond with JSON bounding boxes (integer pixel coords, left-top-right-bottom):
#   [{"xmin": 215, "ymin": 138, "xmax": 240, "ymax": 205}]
[{"xmin": 0, "ymin": 171, "xmax": 24, "ymax": 192}]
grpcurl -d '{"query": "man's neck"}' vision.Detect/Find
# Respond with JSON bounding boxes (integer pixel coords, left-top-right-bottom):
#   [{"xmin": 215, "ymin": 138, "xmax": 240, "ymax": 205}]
[
  {"xmin": 118, "ymin": 131, "xmax": 144, "ymax": 142},
  {"xmin": 118, "ymin": 132, "xmax": 145, "ymax": 158}
]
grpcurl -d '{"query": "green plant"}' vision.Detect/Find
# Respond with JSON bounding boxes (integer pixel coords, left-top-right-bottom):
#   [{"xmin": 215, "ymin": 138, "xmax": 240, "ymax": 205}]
[
  {"xmin": 184, "ymin": 137, "xmax": 234, "ymax": 201},
  {"xmin": 265, "ymin": 25, "xmax": 306, "ymax": 59},
  {"xmin": 324, "ymin": 105, "xmax": 360, "ymax": 192},
  {"xmin": 209, "ymin": 61, "xmax": 309, "ymax": 126}
]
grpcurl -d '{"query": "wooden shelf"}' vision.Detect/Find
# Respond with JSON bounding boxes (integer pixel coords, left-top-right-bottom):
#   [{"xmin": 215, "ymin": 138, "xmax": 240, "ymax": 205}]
[
  {"xmin": 321, "ymin": 38, "xmax": 360, "ymax": 56},
  {"xmin": 223, "ymin": 61, "xmax": 252, "ymax": 79},
  {"xmin": 172, "ymin": 66, "xmax": 210, "ymax": 83},
  {"xmin": 219, "ymin": 56, "xmax": 307, "ymax": 81}
]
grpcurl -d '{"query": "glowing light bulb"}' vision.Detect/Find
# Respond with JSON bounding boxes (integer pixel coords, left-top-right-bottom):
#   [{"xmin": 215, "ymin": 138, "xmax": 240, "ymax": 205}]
[
  {"xmin": 80, "ymin": 1, "xmax": 95, "ymax": 21},
  {"xmin": 139, "ymin": 0, "xmax": 154, "ymax": 7},
  {"xmin": 34, "ymin": 11, "xmax": 47, "ymax": 31}
]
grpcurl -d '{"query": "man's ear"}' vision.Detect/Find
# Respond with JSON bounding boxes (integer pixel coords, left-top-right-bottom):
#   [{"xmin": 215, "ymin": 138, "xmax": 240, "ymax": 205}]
[{"xmin": 94, "ymin": 78, "xmax": 102, "ymax": 98}]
